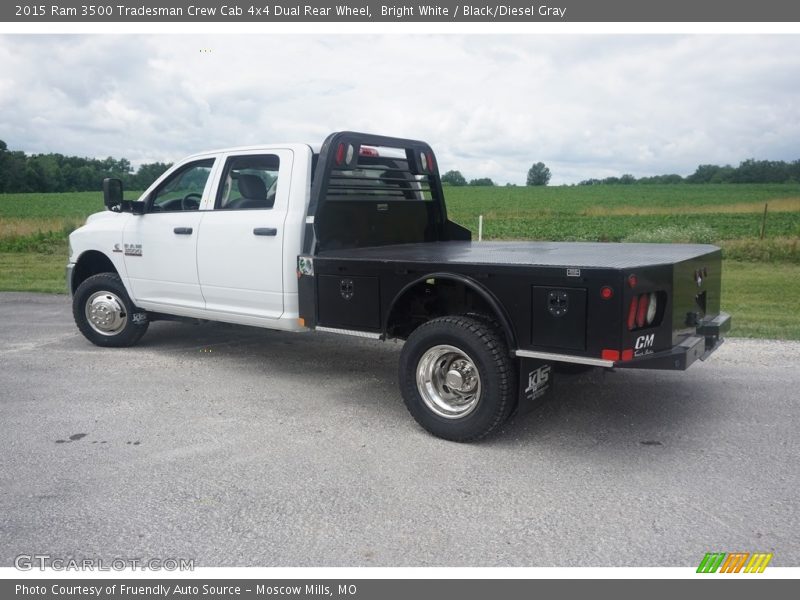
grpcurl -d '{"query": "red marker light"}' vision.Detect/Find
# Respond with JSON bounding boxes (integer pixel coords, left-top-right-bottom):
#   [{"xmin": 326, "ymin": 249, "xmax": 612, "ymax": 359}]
[
  {"xmin": 621, "ymin": 349, "xmax": 634, "ymax": 361},
  {"xmin": 601, "ymin": 349, "xmax": 620, "ymax": 361},
  {"xmin": 359, "ymin": 146, "xmax": 379, "ymax": 157},
  {"xmin": 335, "ymin": 143, "xmax": 345, "ymax": 166},
  {"xmin": 628, "ymin": 274, "xmax": 638, "ymax": 288},
  {"xmin": 600, "ymin": 286, "xmax": 614, "ymax": 300},
  {"xmin": 426, "ymin": 151, "xmax": 435, "ymax": 172}
]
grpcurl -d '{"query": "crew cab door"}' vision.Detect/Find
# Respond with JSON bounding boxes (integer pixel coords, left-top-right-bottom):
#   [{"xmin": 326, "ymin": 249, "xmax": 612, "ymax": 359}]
[
  {"xmin": 122, "ymin": 157, "xmax": 218, "ymax": 310},
  {"xmin": 196, "ymin": 150, "xmax": 293, "ymax": 319}
]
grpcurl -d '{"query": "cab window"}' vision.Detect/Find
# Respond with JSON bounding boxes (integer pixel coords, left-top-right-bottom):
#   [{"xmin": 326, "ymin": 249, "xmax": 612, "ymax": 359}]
[
  {"xmin": 216, "ymin": 155, "xmax": 280, "ymax": 210},
  {"xmin": 150, "ymin": 159, "xmax": 215, "ymax": 212}
]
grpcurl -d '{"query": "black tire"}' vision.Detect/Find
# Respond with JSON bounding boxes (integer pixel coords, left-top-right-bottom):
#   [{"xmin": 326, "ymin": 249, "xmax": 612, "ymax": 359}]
[
  {"xmin": 72, "ymin": 272, "xmax": 149, "ymax": 347},
  {"xmin": 399, "ymin": 315, "xmax": 516, "ymax": 442}
]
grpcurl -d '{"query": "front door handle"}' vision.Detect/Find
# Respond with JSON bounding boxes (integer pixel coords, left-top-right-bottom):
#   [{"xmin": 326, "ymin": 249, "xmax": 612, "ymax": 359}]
[
  {"xmin": 253, "ymin": 227, "xmax": 278, "ymax": 236},
  {"xmin": 173, "ymin": 227, "xmax": 193, "ymax": 235}
]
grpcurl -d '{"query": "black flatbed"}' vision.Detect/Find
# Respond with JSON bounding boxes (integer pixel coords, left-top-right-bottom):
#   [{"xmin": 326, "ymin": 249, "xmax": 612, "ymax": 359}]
[{"xmin": 317, "ymin": 241, "xmax": 719, "ymax": 270}]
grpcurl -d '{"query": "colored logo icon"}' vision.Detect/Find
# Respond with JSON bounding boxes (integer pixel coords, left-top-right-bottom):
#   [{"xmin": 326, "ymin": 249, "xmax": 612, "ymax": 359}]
[{"xmin": 697, "ymin": 552, "xmax": 773, "ymax": 573}]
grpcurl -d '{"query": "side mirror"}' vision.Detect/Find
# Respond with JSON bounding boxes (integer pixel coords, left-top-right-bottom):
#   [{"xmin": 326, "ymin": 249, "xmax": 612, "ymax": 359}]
[{"xmin": 103, "ymin": 178, "xmax": 123, "ymax": 210}]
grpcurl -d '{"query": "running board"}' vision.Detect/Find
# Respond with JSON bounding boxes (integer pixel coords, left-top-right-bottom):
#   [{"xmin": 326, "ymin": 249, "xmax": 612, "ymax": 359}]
[
  {"xmin": 315, "ymin": 326, "xmax": 382, "ymax": 340},
  {"xmin": 514, "ymin": 349, "xmax": 614, "ymax": 368}
]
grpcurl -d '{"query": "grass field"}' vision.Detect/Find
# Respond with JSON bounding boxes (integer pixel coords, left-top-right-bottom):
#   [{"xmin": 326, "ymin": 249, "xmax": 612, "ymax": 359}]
[
  {"xmin": 0, "ymin": 251, "xmax": 68, "ymax": 293},
  {"xmin": 445, "ymin": 184, "xmax": 800, "ymax": 252},
  {"xmin": 721, "ymin": 262, "xmax": 800, "ymax": 339},
  {"xmin": 1, "ymin": 184, "xmax": 799, "ymax": 339}
]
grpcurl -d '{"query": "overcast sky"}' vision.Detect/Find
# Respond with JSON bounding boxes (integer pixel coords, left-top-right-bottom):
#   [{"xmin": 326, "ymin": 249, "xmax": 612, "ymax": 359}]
[{"xmin": 1, "ymin": 34, "xmax": 799, "ymax": 184}]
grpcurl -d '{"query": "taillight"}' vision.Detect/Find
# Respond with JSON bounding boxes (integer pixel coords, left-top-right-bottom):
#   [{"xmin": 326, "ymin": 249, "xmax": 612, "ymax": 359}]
[
  {"xmin": 636, "ymin": 293, "xmax": 649, "ymax": 328},
  {"xmin": 335, "ymin": 143, "xmax": 345, "ymax": 166},
  {"xmin": 627, "ymin": 291, "xmax": 664, "ymax": 330},
  {"xmin": 426, "ymin": 151, "xmax": 435, "ymax": 172},
  {"xmin": 646, "ymin": 292, "xmax": 658, "ymax": 325},
  {"xmin": 627, "ymin": 296, "xmax": 639, "ymax": 330}
]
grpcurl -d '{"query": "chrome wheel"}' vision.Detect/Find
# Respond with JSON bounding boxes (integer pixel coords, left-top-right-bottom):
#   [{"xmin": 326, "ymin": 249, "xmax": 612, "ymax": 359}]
[
  {"xmin": 416, "ymin": 344, "xmax": 482, "ymax": 419},
  {"xmin": 84, "ymin": 290, "xmax": 127, "ymax": 336}
]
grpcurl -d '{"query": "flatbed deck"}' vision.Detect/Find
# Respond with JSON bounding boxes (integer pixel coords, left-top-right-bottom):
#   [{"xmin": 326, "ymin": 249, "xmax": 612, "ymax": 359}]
[{"xmin": 317, "ymin": 241, "xmax": 719, "ymax": 269}]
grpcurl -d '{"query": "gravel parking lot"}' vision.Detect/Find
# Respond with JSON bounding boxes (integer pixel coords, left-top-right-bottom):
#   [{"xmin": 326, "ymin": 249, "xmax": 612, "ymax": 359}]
[{"xmin": 1, "ymin": 292, "xmax": 798, "ymax": 567}]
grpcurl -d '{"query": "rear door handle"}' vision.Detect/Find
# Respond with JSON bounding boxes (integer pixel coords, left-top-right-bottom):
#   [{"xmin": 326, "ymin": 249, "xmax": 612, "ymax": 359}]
[
  {"xmin": 173, "ymin": 227, "xmax": 193, "ymax": 235},
  {"xmin": 253, "ymin": 228, "xmax": 278, "ymax": 236}
]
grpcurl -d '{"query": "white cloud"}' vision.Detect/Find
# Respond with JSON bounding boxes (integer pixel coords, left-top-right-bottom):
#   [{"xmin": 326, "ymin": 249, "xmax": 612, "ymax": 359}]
[{"xmin": 1, "ymin": 34, "xmax": 799, "ymax": 184}]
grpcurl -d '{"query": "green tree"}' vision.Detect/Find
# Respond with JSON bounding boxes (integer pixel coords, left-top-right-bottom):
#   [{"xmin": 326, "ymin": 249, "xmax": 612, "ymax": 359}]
[
  {"xmin": 441, "ymin": 169, "xmax": 467, "ymax": 186},
  {"xmin": 526, "ymin": 162, "xmax": 551, "ymax": 186},
  {"xmin": 468, "ymin": 177, "xmax": 494, "ymax": 186},
  {"xmin": 130, "ymin": 162, "xmax": 172, "ymax": 190},
  {"xmin": 687, "ymin": 164, "xmax": 732, "ymax": 184}
]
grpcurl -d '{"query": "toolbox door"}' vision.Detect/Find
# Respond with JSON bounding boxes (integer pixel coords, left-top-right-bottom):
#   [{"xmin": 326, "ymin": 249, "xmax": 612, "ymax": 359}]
[
  {"xmin": 531, "ymin": 286, "xmax": 588, "ymax": 351},
  {"xmin": 317, "ymin": 274, "xmax": 381, "ymax": 330}
]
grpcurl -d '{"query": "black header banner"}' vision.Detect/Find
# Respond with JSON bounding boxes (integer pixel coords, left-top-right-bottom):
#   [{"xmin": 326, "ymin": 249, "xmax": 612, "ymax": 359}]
[{"xmin": 3, "ymin": 0, "xmax": 800, "ymax": 22}]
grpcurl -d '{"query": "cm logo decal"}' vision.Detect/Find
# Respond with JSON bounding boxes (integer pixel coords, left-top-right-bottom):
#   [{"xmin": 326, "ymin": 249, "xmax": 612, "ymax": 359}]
[{"xmin": 635, "ymin": 333, "xmax": 654, "ymax": 354}]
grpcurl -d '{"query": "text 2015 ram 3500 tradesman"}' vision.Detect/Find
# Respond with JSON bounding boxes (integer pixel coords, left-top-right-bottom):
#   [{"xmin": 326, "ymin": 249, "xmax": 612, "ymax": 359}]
[{"xmin": 68, "ymin": 132, "xmax": 730, "ymax": 441}]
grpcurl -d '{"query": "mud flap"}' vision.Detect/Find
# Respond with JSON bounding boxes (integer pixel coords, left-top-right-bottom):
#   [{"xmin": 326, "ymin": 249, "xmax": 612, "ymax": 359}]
[
  {"xmin": 131, "ymin": 311, "xmax": 149, "ymax": 326},
  {"xmin": 515, "ymin": 357, "xmax": 555, "ymax": 415}
]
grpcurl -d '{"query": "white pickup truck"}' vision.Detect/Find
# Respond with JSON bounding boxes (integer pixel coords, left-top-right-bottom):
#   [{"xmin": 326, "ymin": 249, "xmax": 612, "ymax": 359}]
[{"xmin": 68, "ymin": 132, "xmax": 729, "ymax": 441}]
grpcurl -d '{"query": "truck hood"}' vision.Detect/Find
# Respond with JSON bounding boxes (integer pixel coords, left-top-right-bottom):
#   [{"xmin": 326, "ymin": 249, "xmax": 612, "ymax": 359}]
[{"xmin": 85, "ymin": 210, "xmax": 118, "ymax": 225}]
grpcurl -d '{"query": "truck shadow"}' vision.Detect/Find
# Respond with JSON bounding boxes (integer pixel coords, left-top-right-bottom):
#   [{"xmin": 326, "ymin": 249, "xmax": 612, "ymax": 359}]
[
  {"xmin": 139, "ymin": 321, "xmax": 721, "ymax": 448},
  {"xmin": 138, "ymin": 320, "xmax": 408, "ymax": 420},
  {"xmin": 494, "ymin": 367, "xmax": 723, "ymax": 451}
]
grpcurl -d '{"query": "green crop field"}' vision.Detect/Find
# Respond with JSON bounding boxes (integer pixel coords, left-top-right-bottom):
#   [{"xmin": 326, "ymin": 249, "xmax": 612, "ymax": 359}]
[
  {"xmin": 0, "ymin": 191, "xmax": 110, "ymax": 219},
  {"xmin": 1, "ymin": 184, "xmax": 799, "ymax": 339},
  {"xmin": 444, "ymin": 184, "xmax": 800, "ymax": 247}
]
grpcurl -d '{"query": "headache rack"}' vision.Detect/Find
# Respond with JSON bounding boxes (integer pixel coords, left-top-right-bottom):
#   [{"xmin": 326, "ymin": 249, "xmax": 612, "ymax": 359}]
[{"xmin": 303, "ymin": 131, "xmax": 469, "ymax": 254}]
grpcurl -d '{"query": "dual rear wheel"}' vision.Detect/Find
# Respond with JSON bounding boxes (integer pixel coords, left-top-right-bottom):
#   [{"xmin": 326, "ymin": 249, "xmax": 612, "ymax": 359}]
[{"xmin": 399, "ymin": 315, "xmax": 517, "ymax": 442}]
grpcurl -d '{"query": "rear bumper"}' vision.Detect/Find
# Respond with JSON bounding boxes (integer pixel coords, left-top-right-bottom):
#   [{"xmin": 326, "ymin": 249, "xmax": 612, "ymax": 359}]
[
  {"xmin": 696, "ymin": 312, "xmax": 732, "ymax": 338},
  {"xmin": 617, "ymin": 312, "xmax": 731, "ymax": 371}
]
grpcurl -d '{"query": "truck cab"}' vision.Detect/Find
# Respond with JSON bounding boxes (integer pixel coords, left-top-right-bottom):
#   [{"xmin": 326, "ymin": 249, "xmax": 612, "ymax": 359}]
[{"xmin": 69, "ymin": 144, "xmax": 313, "ymax": 330}]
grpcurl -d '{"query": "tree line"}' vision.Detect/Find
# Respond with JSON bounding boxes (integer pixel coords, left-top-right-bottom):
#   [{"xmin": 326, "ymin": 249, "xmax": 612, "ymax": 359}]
[
  {"xmin": 0, "ymin": 140, "xmax": 172, "ymax": 193},
  {"xmin": 442, "ymin": 162, "xmax": 552, "ymax": 187},
  {"xmin": 578, "ymin": 159, "xmax": 800, "ymax": 186},
  {"xmin": 444, "ymin": 158, "xmax": 800, "ymax": 187},
  {"xmin": 3, "ymin": 139, "xmax": 799, "ymax": 193}
]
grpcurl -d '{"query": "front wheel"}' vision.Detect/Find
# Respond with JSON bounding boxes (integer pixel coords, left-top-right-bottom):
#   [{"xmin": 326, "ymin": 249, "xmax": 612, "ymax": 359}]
[
  {"xmin": 399, "ymin": 315, "xmax": 516, "ymax": 442},
  {"xmin": 72, "ymin": 272, "xmax": 149, "ymax": 347}
]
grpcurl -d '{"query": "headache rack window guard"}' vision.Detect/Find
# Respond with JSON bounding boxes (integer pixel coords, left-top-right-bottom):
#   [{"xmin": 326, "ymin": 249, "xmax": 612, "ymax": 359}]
[{"xmin": 304, "ymin": 131, "xmax": 457, "ymax": 254}]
